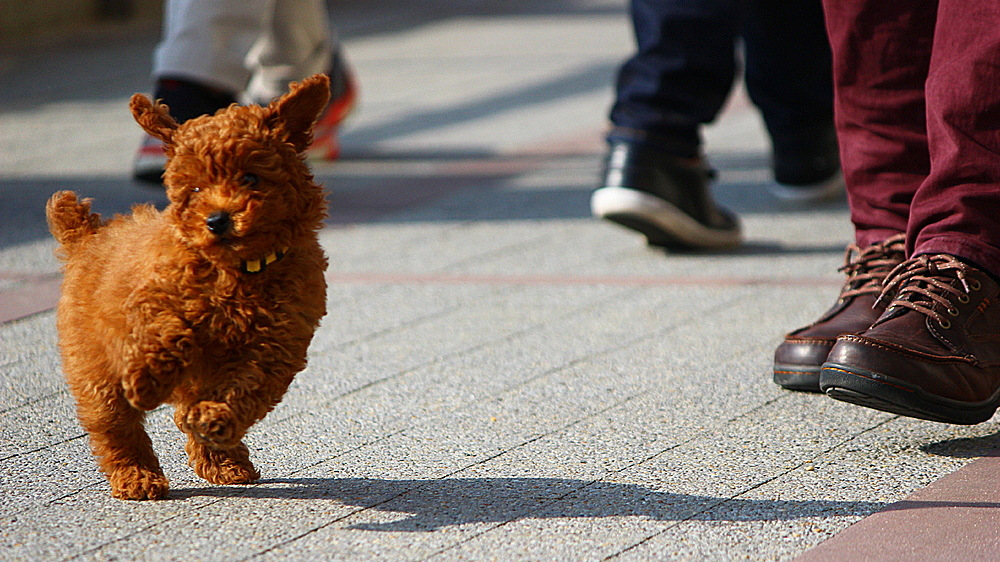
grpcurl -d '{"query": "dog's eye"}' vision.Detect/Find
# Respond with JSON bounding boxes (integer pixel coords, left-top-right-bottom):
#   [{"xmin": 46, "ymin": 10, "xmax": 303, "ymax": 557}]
[
  {"xmin": 192, "ymin": 187, "xmax": 201, "ymax": 193},
  {"xmin": 241, "ymin": 173, "xmax": 259, "ymax": 187}
]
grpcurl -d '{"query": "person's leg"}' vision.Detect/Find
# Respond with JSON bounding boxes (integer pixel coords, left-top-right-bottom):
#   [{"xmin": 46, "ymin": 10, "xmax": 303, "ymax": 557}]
[
  {"xmin": 608, "ymin": 0, "xmax": 739, "ymax": 157},
  {"xmin": 742, "ymin": 0, "xmax": 841, "ymax": 201},
  {"xmin": 772, "ymin": 0, "xmax": 934, "ymax": 391},
  {"xmin": 908, "ymin": 3, "xmax": 1000, "ymax": 274},
  {"xmin": 820, "ymin": 1, "xmax": 1000, "ymax": 424},
  {"xmin": 593, "ymin": 0, "xmax": 742, "ymax": 250},
  {"xmin": 154, "ymin": 0, "xmax": 272, "ymax": 95},
  {"xmin": 242, "ymin": 0, "xmax": 357, "ymax": 160},
  {"xmin": 827, "ymin": 1, "xmax": 936, "ymax": 248},
  {"xmin": 242, "ymin": 0, "xmax": 333, "ymax": 105}
]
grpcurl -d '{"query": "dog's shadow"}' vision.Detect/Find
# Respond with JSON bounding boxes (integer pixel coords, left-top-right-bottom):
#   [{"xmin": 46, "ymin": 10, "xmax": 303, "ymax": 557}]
[{"xmin": 171, "ymin": 476, "xmax": 904, "ymax": 532}]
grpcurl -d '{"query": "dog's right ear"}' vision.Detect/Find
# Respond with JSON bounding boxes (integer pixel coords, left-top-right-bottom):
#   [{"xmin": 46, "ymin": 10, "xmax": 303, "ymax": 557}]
[
  {"xmin": 267, "ymin": 74, "xmax": 331, "ymax": 152},
  {"xmin": 129, "ymin": 94, "xmax": 179, "ymax": 144}
]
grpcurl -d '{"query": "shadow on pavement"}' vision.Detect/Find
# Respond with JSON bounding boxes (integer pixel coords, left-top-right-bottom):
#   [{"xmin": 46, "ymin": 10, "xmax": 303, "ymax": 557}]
[
  {"xmin": 340, "ymin": 60, "xmax": 617, "ymax": 147},
  {"xmin": 920, "ymin": 432, "xmax": 1000, "ymax": 459},
  {"xmin": 334, "ymin": 0, "xmax": 626, "ymax": 40},
  {"xmin": 173, "ymin": 476, "xmax": 888, "ymax": 531},
  {"xmin": 0, "ymin": 0, "xmax": 623, "ymax": 112},
  {"xmin": 0, "ymin": 155, "xmax": 849, "ymax": 253},
  {"xmin": 0, "ymin": 177, "xmax": 168, "ymax": 251}
]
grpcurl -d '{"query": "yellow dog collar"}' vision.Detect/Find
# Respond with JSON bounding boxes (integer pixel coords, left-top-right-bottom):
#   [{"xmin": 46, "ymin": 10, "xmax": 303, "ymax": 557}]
[{"xmin": 240, "ymin": 248, "xmax": 287, "ymax": 274}]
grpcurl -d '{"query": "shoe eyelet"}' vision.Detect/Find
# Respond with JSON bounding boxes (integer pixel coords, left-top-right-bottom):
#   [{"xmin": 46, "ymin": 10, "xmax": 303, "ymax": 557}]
[
  {"xmin": 948, "ymin": 307, "xmax": 960, "ymax": 317},
  {"xmin": 970, "ymin": 279, "xmax": 982, "ymax": 291},
  {"xmin": 958, "ymin": 294, "xmax": 970, "ymax": 304},
  {"xmin": 939, "ymin": 319, "xmax": 952, "ymax": 329}
]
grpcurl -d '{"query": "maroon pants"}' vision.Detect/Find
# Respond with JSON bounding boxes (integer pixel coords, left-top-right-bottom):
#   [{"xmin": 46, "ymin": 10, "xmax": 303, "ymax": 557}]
[{"xmin": 824, "ymin": 0, "xmax": 1000, "ymax": 276}]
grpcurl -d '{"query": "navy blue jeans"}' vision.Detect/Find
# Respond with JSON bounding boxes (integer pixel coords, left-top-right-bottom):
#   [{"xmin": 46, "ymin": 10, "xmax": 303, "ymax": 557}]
[{"xmin": 609, "ymin": 0, "xmax": 833, "ymax": 160}]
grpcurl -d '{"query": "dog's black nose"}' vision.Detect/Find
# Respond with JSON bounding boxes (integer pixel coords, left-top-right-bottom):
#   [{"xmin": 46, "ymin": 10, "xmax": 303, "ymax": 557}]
[{"xmin": 206, "ymin": 212, "xmax": 231, "ymax": 235}]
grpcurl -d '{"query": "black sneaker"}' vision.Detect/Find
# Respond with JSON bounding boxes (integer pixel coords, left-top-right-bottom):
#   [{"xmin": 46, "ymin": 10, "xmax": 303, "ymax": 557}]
[
  {"xmin": 591, "ymin": 141, "xmax": 741, "ymax": 250},
  {"xmin": 768, "ymin": 121, "xmax": 844, "ymax": 203}
]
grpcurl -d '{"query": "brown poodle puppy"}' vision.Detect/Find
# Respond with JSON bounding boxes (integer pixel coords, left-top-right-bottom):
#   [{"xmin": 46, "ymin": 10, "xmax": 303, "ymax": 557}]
[{"xmin": 47, "ymin": 74, "xmax": 331, "ymax": 500}]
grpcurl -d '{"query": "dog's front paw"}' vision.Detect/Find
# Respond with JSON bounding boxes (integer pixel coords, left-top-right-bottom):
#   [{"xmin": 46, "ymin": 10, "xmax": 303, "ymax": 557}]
[
  {"xmin": 122, "ymin": 371, "xmax": 173, "ymax": 411},
  {"xmin": 186, "ymin": 440, "xmax": 260, "ymax": 485},
  {"xmin": 108, "ymin": 465, "xmax": 169, "ymax": 500},
  {"xmin": 179, "ymin": 401, "xmax": 240, "ymax": 449}
]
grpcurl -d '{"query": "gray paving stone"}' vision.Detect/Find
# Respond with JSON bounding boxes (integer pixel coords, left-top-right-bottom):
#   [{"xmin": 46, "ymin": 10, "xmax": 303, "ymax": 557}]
[{"xmin": 3, "ymin": 1, "xmax": 999, "ymax": 560}]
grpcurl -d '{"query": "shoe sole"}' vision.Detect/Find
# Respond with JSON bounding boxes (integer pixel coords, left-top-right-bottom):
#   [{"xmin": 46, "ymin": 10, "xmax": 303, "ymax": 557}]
[
  {"xmin": 772, "ymin": 363, "xmax": 821, "ymax": 392},
  {"xmin": 591, "ymin": 186, "xmax": 741, "ymax": 250},
  {"xmin": 820, "ymin": 362, "xmax": 1000, "ymax": 425}
]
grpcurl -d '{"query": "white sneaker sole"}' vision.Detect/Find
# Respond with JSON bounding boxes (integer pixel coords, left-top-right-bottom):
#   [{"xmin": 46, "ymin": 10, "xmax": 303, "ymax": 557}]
[
  {"xmin": 591, "ymin": 186, "xmax": 741, "ymax": 249},
  {"xmin": 769, "ymin": 169, "xmax": 845, "ymax": 203}
]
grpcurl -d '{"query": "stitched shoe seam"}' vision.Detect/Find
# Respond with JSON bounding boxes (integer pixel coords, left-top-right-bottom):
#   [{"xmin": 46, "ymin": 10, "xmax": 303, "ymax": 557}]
[
  {"xmin": 838, "ymin": 334, "xmax": 973, "ymax": 363},
  {"xmin": 783, "ymin": 337, "xmax": 837, "ymax": 345}
]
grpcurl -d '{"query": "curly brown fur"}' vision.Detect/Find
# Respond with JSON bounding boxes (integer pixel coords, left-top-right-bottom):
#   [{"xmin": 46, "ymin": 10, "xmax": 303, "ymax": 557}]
[{"xmin": 49, "ymin": 74, "xmax": 331, "ymax": 500}]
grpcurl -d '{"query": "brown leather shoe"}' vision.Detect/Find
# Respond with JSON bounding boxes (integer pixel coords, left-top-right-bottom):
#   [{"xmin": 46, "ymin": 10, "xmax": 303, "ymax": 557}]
[
  {"xmin": 773, "ymin": 234, "xmax": 905, "ymax": 392},
  {"xmin": 821, "ymin": 254, "xmax": 1000, "ymax": 424}
]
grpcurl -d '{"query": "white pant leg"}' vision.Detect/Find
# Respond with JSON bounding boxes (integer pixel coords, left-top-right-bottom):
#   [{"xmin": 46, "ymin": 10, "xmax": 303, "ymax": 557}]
[
  {"xmin": 242, "ymin": 0, "xmax": 333, "ymax": 104},
  {"xmin": 153, "ymin": 0, "xmax": 274, "ymax": 93}
]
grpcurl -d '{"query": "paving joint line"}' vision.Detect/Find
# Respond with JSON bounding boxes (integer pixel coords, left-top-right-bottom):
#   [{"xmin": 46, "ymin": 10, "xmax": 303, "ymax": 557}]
[
  {"xmin": 308, "ymin": 299, "xmax": 468, "ymax": 356},
  {"xmin": 603, "ymin": 416, "xmax": 902, "ymax": 560},
  {"xmin": 0, "ymin": 433, "xmax": 87, "ymax": 465},
  {"xmin": 266, "ymin": 281, "xmax": 646, "ymax": 427},
  {"xmin": 0, "ymin": 389, "xmax": 67, "ymax": 416},
  {"xmin": 0, "ymin": 401, "xmax": 171, "ymax": 466}
]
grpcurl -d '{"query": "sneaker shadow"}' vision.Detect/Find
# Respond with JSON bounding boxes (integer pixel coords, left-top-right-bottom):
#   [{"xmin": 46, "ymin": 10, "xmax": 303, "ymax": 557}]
[{"xmin": 172, "ymin": 476, "xmax": 890, "ymax": 532}]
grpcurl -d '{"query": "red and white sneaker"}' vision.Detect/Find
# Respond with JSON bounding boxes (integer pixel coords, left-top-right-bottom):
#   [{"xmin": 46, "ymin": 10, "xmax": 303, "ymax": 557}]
[{"xmin": 306, "ymin": 66, "xmax": 358, "ymax": 161}]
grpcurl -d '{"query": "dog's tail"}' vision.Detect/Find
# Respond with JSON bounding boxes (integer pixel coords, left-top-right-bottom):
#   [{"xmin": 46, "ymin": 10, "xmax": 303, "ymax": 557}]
[{"xmin": 46, "ymin": 191, "xmax": 104, "ymax": 251}]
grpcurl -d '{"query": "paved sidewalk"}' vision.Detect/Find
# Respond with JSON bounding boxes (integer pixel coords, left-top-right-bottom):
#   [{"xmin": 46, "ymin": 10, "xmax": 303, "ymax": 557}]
[{"xmin": 3, "ymin": 1, "xmax": 1000, "ymax": 560}]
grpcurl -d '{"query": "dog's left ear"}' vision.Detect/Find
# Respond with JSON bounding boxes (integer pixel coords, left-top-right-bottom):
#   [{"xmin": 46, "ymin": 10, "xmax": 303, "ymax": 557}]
[
  {"xmin": 130, "ymin": 94, "xmax": 179, "ymax": 144},
  {"xmin": 268, "ymin": 74, "xmax": 331, "ymax": 152}
]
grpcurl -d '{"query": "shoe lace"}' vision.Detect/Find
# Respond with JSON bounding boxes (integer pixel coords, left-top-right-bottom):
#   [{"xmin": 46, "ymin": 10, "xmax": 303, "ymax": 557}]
[
  {"xmin": 875, "ymin": 254, "xmax": 981, "ymax": 328},
  {"xmin": 838, "ymin": 233, "xmax": 906, "ymax": 300}
]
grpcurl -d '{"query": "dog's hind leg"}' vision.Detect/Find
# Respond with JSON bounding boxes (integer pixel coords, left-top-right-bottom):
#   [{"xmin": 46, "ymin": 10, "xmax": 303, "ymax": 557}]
[{"xmin": 74, "ymin": 385, "xmax": 169, "ymax": 500}]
